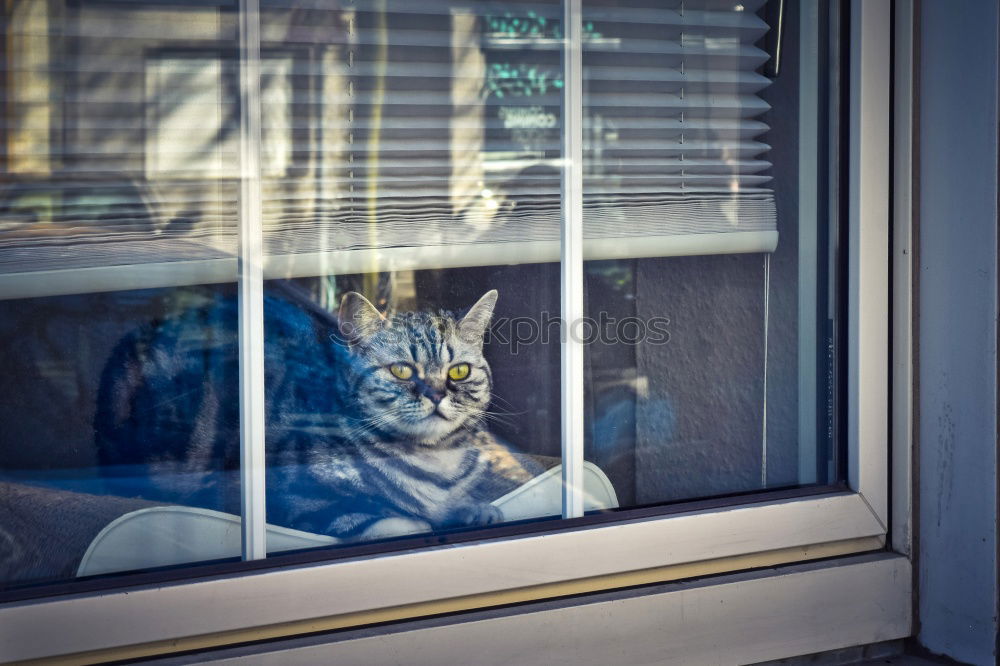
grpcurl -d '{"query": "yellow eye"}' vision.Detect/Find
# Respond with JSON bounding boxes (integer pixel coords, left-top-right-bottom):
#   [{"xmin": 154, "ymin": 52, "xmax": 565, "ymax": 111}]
[
  {"xmin": 448, "ymin": 363, "xmax": 471, "ymax": 381},
  {"xmin": 389, "ymin": 363, "xmax": 414, "ymax": 380}
]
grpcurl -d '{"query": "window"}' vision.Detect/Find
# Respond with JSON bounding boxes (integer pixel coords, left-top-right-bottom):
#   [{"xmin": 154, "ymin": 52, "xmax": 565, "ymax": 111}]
[{"xmin": 0, "ymin": 1, "xmax": 895, "ymax": 662}]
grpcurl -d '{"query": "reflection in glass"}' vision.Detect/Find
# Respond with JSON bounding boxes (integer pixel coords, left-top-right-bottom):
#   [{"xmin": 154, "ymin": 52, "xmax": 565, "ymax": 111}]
[
  {"xmin": 581, "ymin": 0, "xmax": 838, "ymax": 506},
  {"xmin": 258, "ymin": 0, "xmax": 583, "ymax": 550},
  {"xmin": 0, "ymin": 2, "xmax": 243, "ymax": 587},
  {"xmin": 0, "ymin": 0, "xmax": 837, "ymax": 591}
]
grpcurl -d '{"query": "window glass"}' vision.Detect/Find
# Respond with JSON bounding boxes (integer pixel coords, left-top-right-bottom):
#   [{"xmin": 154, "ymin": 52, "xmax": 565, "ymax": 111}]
[
  {"xmin": 0, "ymin": 1, "xmax": 243, "ymax": 587},
  {"xmin": 0, "ymin": 0, "xmax": 839, "ymax": 589},
  {"xmin": 255, "ymin": 0, "xmax": 569, "ymax": 549},
  {"xmin": 580, "ymin": 0, "xmax": 838, "ymax": 506}
]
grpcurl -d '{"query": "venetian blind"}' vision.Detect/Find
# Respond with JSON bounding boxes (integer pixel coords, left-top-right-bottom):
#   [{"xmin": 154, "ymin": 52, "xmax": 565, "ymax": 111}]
[
  {"xmin": 262, "ymin": 0, "xmax": 776, "ymax": 279},
  {"xmin": 0, "ymin": 0, "xmax": 775, "ymax": 299},
  {"xmin": 0, "ymin": 2, "xmax": 242, "ymax": 299},
  {"xmin": 580, "ymin": 0, "xmax": 775, "ymax": 243}
]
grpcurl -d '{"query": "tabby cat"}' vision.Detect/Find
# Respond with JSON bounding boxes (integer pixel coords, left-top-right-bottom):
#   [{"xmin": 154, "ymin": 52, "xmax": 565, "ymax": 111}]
[{"xmin": 95, "ymin": 283, "xmax": 542, "ymax": 542}]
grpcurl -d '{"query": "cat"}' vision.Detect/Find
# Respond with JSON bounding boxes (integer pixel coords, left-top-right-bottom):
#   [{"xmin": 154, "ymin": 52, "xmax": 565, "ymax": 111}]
[{"xmin": 94, "ymin": 282, "xmax": 544, "ymax": 542}]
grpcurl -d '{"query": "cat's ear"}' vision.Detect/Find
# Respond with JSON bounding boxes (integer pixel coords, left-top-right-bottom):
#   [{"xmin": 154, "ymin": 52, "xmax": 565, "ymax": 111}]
[
  {"xmin": 339, "ymin": 292, "xmax": 386, "ymax": 342},
  {"xmin": 458, "ymin": 289, "xmax": 498, "ymax": 343}
]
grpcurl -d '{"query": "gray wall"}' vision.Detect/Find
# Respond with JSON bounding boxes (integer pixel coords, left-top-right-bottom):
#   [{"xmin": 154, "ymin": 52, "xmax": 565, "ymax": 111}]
[{"xmin": 917, "ymin": 1, "xmax": 999, "ymax": 663}]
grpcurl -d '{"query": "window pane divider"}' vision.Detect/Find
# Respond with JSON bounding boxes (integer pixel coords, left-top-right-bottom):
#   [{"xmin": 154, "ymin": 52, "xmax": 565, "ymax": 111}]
[
  {"xmin": 238, "ymin": 0, "xmax": 267, "ymax": 561},
  {"xmin": 561, "ymin": 0, "xmax": 585, "ymax": 520}
]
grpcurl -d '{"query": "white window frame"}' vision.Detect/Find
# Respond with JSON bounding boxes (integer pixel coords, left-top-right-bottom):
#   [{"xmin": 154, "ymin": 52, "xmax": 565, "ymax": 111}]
[{"xmin": 0, "ymin": 1, "xmax": 909, "ymax": 662}]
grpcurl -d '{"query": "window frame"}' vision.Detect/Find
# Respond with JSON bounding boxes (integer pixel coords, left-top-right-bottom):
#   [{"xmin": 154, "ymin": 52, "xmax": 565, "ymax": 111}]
[{"xmin": 0, "ymin": 1, "xmax": 903, "ymax": 662}]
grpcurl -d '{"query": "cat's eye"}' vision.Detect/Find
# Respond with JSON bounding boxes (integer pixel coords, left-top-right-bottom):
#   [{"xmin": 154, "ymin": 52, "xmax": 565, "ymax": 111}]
[
  {"xmin": 388, "ymin": 363, "xmax": 414, "ymax": 380},
  {"xmin": 448, "ymin": 363, "xmax": 471, "ymax": 381}
]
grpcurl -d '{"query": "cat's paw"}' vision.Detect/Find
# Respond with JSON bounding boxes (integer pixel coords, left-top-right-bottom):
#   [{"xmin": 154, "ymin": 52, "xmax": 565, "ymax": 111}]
[
  {"xmin": 444, "ymin": 503, "xmax": 504, "ymax": 528},
  {"xmin": 360, "ymin": 517, "xmax": 433, "ymax": 540}
]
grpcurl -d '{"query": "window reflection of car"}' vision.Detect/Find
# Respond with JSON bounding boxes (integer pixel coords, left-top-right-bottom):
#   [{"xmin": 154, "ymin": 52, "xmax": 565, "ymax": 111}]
[{"xmin": 0, "ymin": 176, "xmax": 162, "ymax": 240}]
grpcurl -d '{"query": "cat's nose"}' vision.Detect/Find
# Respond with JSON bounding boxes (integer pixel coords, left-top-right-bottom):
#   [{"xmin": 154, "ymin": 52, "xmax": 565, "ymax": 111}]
[{"xmin": 422, "ymin": 386, "xmax": 446, "ymax": 404}]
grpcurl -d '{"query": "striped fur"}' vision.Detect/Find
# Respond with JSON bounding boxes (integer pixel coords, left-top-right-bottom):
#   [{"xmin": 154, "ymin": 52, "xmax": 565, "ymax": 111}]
[{"xmin": 96, "ymin": 283, "xmax": 541, "ymax": 542}]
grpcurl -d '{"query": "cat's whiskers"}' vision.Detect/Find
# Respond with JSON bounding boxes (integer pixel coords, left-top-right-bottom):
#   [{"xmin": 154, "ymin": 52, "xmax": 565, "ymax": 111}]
[
  {"xmin": 485, "ymin": 403, "xmax": 527, "ymax": 418},
  {"xmin": 464, "ymin": 411, "xmax": 510, "ymax": 431},
  {"xmin": 356, "ymin": 403, "xmax": 447, "ymax": 435},
  {"xmin": 358, "ymin": 410, "xmax": 406, "ymax": 431},
  {"xmin": 480, "ymin": 413, "xmax": 517, "ymax": 428},
  {"xmin": 487, "ymin": 392, "xmax": 517, "ymax": 409},
  {"xmin": 486, "ymin": 394, "xmax": 527, "ymax": 417}
]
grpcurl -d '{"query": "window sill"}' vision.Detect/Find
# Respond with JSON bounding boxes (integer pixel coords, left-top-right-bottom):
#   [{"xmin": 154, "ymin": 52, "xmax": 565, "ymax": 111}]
[
  {"xmin": 0, "ymin": 490, "xmax": 888, "ymax": 663},
  {"xmin": 142, "ymin": 553, "xmax": 913, "ymax": 664}
]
